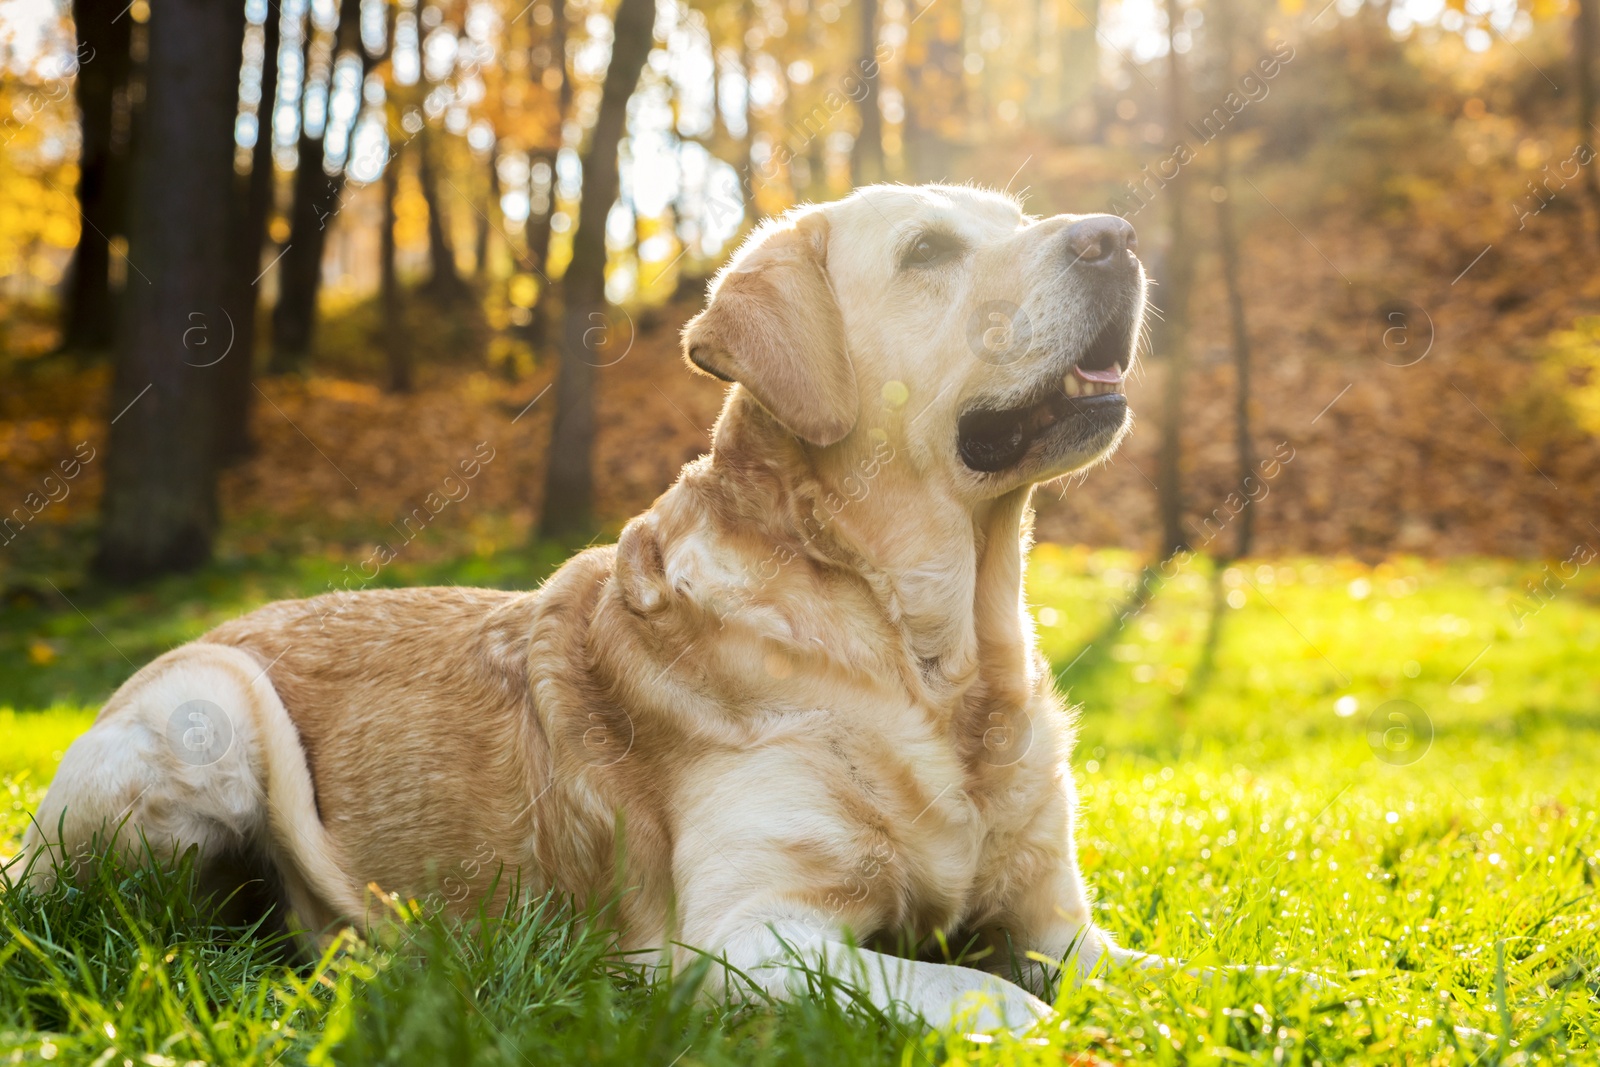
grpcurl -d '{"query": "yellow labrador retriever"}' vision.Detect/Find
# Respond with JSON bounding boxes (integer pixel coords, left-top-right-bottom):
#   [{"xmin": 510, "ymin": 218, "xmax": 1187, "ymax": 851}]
[{"xmin": 22, "ymin": 183, "xmax": 1156, "ymax": 1030}]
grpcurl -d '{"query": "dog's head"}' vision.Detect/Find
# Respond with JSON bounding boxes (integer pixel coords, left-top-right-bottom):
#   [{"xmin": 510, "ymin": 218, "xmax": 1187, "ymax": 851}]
[{"xmin": 682, "ymin": 183, "xmax": 1145, "ymax": 501}]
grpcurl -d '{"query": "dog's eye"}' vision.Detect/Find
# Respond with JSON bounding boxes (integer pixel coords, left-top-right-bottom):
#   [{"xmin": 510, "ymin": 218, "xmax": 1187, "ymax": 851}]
[{"xmin": 900, "ymin": 231, "xmax": 964, "ymax": 270}]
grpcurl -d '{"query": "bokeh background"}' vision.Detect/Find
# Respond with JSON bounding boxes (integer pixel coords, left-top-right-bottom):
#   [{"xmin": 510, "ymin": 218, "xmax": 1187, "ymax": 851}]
[
  {"xmin": 2, "ymin": 1, "xmax": 1600, "ymax": 1061},
  {"xmin": 1, "ymin": 0, "xmax": 1598, "ymax": 587}
]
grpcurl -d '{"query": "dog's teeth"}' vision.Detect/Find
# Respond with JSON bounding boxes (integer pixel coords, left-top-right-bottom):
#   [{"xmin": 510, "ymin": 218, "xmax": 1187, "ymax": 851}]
[
  {"xmin": 1065, "ymin": 374, "xmax": 1128, "ymax": 397},
  {"xmin": 1065, "ymin": 371, "xmax": 1129, "ymax": 397}
]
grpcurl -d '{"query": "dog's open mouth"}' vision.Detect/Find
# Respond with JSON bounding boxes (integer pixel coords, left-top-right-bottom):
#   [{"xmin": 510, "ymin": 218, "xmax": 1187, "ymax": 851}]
[{"xmin": 957, "ymin": 312, "xmax": 1135, "ymax": 474}]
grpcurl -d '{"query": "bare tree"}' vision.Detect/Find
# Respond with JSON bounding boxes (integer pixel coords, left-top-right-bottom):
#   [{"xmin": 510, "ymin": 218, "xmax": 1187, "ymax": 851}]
[
  {"xmin": 525, "ymin": 150, "xmax": 558, "ymax": 354},
  {"xmin": 269, "ymin": 0, "xmax": 365, "ymax": 374},
  {"xmin": 1038, "ymin": 0, "xmax": 1100, "ymax": 132},
  {"xmin": 418, "ymin": 125, "xmax": 470, "ymax": 301},
  {"xmin": 475, "ymin": 143, "xmax": 500, "ymax": 279},
  {"xmin": 381, "ymin": 140, "xmax": 412, "ymax": 393},
  {"xmin": 739, "ymin": 0, "xmax": 762, "ymax": 220},
  {"xmin": 1154, "ymin": 0, "xmax": 1195, "ymax": 559},
  {"xmin": 850, "ymin": 0, "xmax": 884, "ymax": 185},
  {"xmin": 1210, "ymin": 0, "xmax": 1256, "ymax": 559},
  {"xmin": 539, "ymin": 0, "xmax": 657, "ymax": 539},
  {"xmin": 524, "ymin": 0, "xmax": 572, "ymax": 358},
  {"xmin": 94, "ymin": 0, "xmax": 247, "ymax": 581},
  {"xmin": 1215, "ymin": 136, "xmax": 1255, "ymax": 559},
  {"xmin": 1576, "ymin": 0, "xmax": 1600, "ymax": 224},
  {"xmin": 60, "ymin": 0, "xmax": 133, "ymax": 353},
  {"xmin": 218, "ymin": 2, "xmax": 282, "ymax": 462}
]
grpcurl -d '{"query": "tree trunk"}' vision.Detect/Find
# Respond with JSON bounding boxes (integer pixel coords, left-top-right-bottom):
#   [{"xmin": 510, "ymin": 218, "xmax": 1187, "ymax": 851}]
[
  {"xmin": 1154, "ymin": 0, "xmax": 1194, "ymax": 559},
  {"xmin": 1210, "ymin": 0, "xmax": 1254, "ymax": 559},
  {"xmin": 808, "ymin": 133, "xmax": 827, "ymax": 199},
  {"xmin": 553, "ymin": 0, "xmax": 574, "ymax": 118},
  {"xmin": 525, "ymin": 149, "xmax": 557, "ymax": 354},
  {"xmin": 1576, "ymin": 0, "xmax": 1600, "ymax": 224},
  {"xmin": 850, "ymin": 0, "xmax": 884, "ymax": 185},
  {"xmin": 539, "ymin": 0, "xmax": 656, "ymax": 540},
  {"xmin": 382, "ymin": 142, "xmax": 411, "ymax": 392},
  {"xmin": 61, "ymin": 0, "xmax": 133, "ymax": 353},
  {"xmin": 419, "ymin": 125, "xmax": 469, "ymax": 301},
  {"xmin": 1056, "ymin": 0, "xmax": 1100, "ymax": 134},
  {"xmin": 1214, "ymin": 140, "xmax": 1254, "ymax": 559},
  {"xmin": 269, "ymin": 132, "xmax": 336, "ymax": 371},
  {"xmin": 475, "ymin": 143, "xmax": 499, "ymax": 279},
  {"xmin": 94, "ymin": 0, "xmax": 246, "ymax": 581},
  {"xmin": 773, "ymin": 39, "xmax": 797, "ymax": 199},
  {"xmin": 217, "ymin": 3, "xmax": 282, "ymax": 463},
  {"xmin": 800, "ymin": 0, "xmax": 830, "ymax": 196},
  {"xmin": 902, "ymin": 10, "xmax": 962, "ymax": 182},
  {"xmin": 524, "ymin": 0, "xmax": 572, "ymax": 356},
  {"xmin": 269, "ymin": 0, "xmax": 363, "ymax": 374},
  {"xmin": 739, "ymin": 0, "xmax": 761, "ymax": 221},
  {"xmin": 711, "ymin": 21, "xmax": 729, "ymax": 146}
]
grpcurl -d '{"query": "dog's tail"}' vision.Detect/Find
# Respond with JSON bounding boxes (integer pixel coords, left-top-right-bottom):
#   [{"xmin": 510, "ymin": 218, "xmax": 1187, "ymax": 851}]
[
  {"xmin": 12, "ymin": 643, "xmax": 368, "ymax": 940},
  {"xmin": 237, "ymin": 644, "xmax": 371, "ymax": 931}
]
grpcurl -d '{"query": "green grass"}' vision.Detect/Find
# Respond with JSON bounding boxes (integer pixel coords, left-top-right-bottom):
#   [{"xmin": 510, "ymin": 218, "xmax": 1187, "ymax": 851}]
[{"xmin": 2, "ymin": 546, "xmax": 1597, "ymax": 1064}]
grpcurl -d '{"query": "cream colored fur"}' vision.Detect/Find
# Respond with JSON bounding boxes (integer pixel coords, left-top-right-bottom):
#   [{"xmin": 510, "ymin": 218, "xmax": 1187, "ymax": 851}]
[{"xmin": 19, "ymin": 184, "xmax": 1195, "ymax": 1032}]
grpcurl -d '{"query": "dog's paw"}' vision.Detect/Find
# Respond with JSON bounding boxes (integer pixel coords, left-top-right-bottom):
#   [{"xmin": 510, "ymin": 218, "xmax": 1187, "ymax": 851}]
[
  {"xmin": 942, "ymin": 977, "xmax": 1056, "ymax": 1035},
  {"xmin": 1249, "ymin": 963, "xmax": 1342, "ymax": 995},
  {"xmin": 1390, "ymin": 1010, "xmax": 1498, "ymax": 1044}
]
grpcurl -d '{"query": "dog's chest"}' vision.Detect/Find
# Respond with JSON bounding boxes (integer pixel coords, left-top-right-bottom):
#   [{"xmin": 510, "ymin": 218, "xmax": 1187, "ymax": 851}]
[{"xmin": 819, "ymin": 713, "xmax": 1003, "ymax": 936}]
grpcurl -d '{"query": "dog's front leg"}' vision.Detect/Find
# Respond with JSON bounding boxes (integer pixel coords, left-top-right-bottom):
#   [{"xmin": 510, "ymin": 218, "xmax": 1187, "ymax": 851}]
[
  {"xmin": 701, "ymin": 917, "xmax": 1053, "ymax": 1033},
  {"xmin": 1003, "ymin": 853, "xmax": 1338, "ymax": 998},
  {"xmin": 990, "ymin": 837, "xmax": 1111, "ymax": 994},
  {"xmin": 669, "ymin": 760, "xmax": 1052, "ymax": 1033}
]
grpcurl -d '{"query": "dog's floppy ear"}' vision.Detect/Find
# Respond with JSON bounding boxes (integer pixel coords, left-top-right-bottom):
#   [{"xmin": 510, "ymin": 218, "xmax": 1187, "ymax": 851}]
[
  {"xmin": 682, "ymin": 210, "xmax": 858, "ymax": 447},
  {"xmin": 615, "ymin": 515, "xmax": 668, "ymax": 615}
]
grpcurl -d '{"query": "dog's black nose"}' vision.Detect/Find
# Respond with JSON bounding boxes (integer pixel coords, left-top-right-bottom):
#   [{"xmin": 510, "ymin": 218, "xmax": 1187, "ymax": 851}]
[{"xmin": 1065, "ymin": 215, "xmax": 1137, "ymax": 268}]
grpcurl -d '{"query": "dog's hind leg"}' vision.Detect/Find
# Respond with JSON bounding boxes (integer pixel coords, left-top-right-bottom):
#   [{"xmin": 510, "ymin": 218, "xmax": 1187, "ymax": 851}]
[{"xmin": 15, "ymin": 643, "xmax": 365, "ymax": 944}]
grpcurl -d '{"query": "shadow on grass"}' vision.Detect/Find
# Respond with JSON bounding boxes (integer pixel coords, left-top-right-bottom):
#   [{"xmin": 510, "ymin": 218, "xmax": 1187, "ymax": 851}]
[
  {"xmin": 1052, "ymin": 562, "xmax": 1166, "ymax": 692},
  {"xmin": 1054, "ymin": 555, "xmax": 1230, "ymax": 699},
  {"xmin": 1180, "ymin": 565, "xmax": 1230, "ymax": 708}
]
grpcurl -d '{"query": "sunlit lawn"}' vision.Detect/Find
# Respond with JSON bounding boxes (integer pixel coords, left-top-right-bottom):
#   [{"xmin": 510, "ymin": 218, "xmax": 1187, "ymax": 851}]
[{"xmin": 1, "ymin": 545, "xmax": 1596, "ymax": 1064}]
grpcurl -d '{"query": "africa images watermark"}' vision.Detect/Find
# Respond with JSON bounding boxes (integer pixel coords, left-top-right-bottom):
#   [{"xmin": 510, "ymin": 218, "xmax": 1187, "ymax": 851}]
[
  {"xmin": 1108, "ymin": 38, "xmax": 1296, "ymax": 221},
  {"xmin": 0, "ymin": 41, "xmax": 95, "ymax": 147},
  {"xmin": 0, "ymin": 441, "xmax": 98, "ymax": 548},
  {"xmin": 740, "ymin": 433, "xmax": 898, "ymax": 598},
  {"xmin": 1365, "ymin": 698, "xmax": 1432, "ymax": 767},
  {"xmin": 1510, "ymin": 139, "xmax": 1596, "ymax": 231},
  {"xmin": 700, "ymin": 41, "xmax": 899, "ymax": 233},
  {"xmin": 1507, "ymin": 539, "xmax": 1595, "ymax": 628},
  {"xmin": 754, "ymin": 43, "xmax": 896, "ymax": 186},
  {"xmin": 314, "ymin": 440, "xmax": 498, "ymax": 625},
  {"xmin": 165, "ymin": 698, "xmax": 235, "ymax": 768},
  {"xmin": 1185, "ymin": 440, "xmax": 1297, "ymax": 549},
  {"xmin": 1110, "ymin": 438, "xmax": 1298, "ymax": 626}
]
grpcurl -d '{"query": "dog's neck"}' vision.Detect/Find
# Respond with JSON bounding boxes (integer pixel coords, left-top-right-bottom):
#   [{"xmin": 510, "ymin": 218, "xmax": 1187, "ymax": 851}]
[{"xmin": 696, "ymin": 392, "xmax": 1038, "ymax": 702}]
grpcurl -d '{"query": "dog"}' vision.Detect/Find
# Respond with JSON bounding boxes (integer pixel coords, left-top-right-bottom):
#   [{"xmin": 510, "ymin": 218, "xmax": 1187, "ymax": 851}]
[{"xmin": 21, "ymin": 183, "xmax": 1165, "ymax": 1032}]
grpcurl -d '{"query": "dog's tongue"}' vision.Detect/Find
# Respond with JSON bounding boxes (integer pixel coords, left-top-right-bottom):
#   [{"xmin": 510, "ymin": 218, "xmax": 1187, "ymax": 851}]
[{"xmin": 1074, "ymin": 365, "xmax": 1123, "ymax": 384}]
